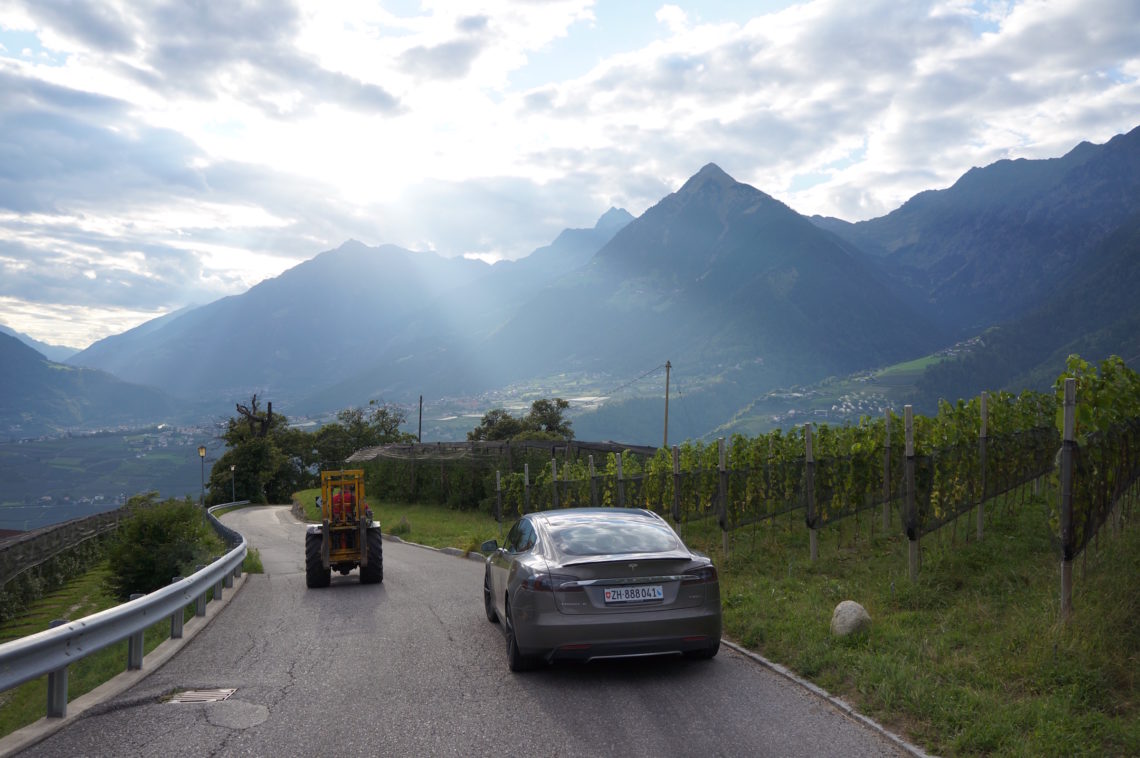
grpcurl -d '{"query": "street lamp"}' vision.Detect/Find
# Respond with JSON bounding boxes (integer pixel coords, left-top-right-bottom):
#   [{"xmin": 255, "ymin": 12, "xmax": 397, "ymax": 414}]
[
  {"xmin": 230, "ymin": 464, "xmax": 236, "ymax": 503},
  {"xmin": 198, "ymin": 445, "xmax": 207, "ymax": 506}
]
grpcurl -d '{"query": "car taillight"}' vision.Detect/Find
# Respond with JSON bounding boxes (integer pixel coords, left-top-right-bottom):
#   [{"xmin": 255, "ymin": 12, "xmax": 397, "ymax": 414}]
[
  {"xmin": 522, "ymin": 573, "xmax": 582, "ymax": 592},
  {"xmin": 682, "ymin": 566, "xmax": 718, "ymax": 584}
]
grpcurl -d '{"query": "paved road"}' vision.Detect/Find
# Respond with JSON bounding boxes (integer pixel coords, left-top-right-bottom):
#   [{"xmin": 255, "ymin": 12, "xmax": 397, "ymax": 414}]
[{"xmin": 18, "ymin": 506, "xmax": 906, "ymax": 757}]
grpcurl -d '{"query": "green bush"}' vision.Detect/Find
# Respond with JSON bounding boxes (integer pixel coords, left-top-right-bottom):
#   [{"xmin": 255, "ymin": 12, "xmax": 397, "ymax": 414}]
[{"xmin": 105, "ymin": 496, "xmax": 224, "ymax": 599}]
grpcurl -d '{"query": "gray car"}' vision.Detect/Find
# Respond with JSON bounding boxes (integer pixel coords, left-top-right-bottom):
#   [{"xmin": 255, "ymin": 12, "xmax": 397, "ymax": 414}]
[{"xmin": 481, "ymin": 508, "xmax": 722, "ymax": 671}]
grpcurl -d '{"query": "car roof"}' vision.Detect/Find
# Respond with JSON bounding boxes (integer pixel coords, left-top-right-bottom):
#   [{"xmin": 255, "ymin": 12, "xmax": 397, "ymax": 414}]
[{"xmin": 529, "ymin": 508, "xmax": 662, "ymax": 524}]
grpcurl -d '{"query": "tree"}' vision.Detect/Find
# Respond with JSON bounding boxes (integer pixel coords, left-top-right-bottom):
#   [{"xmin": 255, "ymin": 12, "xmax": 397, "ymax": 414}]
[
  {"xmin": 467, "ymin": 398, "xmax": 573, "ymax": 441},
  {"xmin": 526, "ymin": 398, "xmax": 573, "ymax": 438},
  {"xmin": 314, "ymin": 402, "xmax": 416, "ymax": 465},
  {"xmin": 105, "ymin": 494, "xmax": 224, "ymax": 599},
  {"xmin": 208, "ymin": 396, "xmax": 316, "ymax": 505}
]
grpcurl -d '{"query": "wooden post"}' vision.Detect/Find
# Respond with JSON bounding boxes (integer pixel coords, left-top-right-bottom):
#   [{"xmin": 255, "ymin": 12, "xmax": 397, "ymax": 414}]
[
  {"xmin": 616, "ymin": 453, "xmax": 625, "ymax": 508},
  {"xmin": 671, "ymin": 445, "xmax": 682, "ymax": 523},
  {"xmin": 882, "ymin": 410, "xmax": 891, "ymax": 533},
  {"xmin": 1060, "ymin": 378, "xmax": 1076, "ymax": 622},
  {"xmin": 718, "ymin": 437, "xmax": 729, "ymax": 556},
  {"xmin": 905, "ymin": 406, "xmax": 918, "ymax": 581},
  {"xmin": 495, "ymin": 471, "xmax": 502, "ymax": 528},
  {"xmin": 589, "ymin": 455, "xmax": 598, "ymax": 507},
  {"xmin": 978, "ymin": 391, "xmax": 988, "ymax": 541},
  {"xmin": 523, "ymin": 463, "xmax": 530, "ymax": 514},
  {"xmin": 806, "ymin": 425, "xmax": 817, "ymax": 562},
  {"xmin": 551, "ymin": 456, "xmax": 559, "ymax": 510}
]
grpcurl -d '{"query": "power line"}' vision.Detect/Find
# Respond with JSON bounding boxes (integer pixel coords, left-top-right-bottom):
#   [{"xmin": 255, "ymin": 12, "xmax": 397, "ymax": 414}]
[{"xmin": 602, "ymin": 363, "xmax": 667, "ymax": 398}]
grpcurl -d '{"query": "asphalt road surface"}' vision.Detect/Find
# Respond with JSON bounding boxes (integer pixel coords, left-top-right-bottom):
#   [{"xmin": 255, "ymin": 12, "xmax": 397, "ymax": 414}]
[{"xmin": 18, "ymin": 506, "xmax": 907, "ymax": 757}]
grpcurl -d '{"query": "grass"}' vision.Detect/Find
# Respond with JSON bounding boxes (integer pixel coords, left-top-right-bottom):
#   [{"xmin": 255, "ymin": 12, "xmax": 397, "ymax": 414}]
[
  {"xmin": 0, "ymin": 564, "xmax": 181, "ymax": 737},
  {"xmin": 295, "ymin": 488, "xmax": 503, "ymax": 555},
  {"xmin": 294, "ymin": 486, "xmax": 1137, "ymax": 757}
]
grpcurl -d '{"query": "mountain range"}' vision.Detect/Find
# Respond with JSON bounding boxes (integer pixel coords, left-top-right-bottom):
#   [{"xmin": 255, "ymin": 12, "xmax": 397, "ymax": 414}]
[{"xmin": 6, "ymin": 124, "xmax": 1140, "ymax": 441}]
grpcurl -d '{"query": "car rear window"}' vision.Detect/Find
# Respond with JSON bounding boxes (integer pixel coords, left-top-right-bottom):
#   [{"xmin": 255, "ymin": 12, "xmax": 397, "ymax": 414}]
[{"xmin": 546, "ymin": 516, "xmax": 682, "ymax": 556}]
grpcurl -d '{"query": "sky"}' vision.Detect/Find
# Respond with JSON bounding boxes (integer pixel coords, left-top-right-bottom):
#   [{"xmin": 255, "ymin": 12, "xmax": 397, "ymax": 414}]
[{"xmin": 0, "ymin": 0, "xmax": 1137, "ymax": 350}]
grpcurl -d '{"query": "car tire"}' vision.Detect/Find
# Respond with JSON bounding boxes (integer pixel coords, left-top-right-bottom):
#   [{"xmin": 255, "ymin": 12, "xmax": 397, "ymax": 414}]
[
  {"xmin": 359, "ymin": 528, "xmax": 383, "ymax": 584},
  {"xmin": 505, "ymin": 598, "xmax": 536, "ymax": 672},
  {"xmin": 483, "ymin": 570, "xmax": 498, "ymax": 623},
  {"xmin": 305, "ymin": 532, "xmax": 331, "ymax": 588}
]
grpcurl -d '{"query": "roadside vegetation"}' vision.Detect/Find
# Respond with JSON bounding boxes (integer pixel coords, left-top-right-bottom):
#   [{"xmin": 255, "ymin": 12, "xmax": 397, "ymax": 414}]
[{"xmin": 298, "ymin": 487, "xmax": 1137, "ymax": 757}]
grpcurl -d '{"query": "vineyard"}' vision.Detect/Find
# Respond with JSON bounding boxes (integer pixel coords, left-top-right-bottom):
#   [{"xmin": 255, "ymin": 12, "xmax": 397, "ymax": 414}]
[{"xmin": 352, "ymin": 356, "xmax": 1140, "ymax": 606}]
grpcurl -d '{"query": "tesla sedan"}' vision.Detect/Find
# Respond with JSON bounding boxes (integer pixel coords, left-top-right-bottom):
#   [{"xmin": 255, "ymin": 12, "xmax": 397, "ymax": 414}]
[{"xmin": 481, "ymin": 508, "xmax": 722, "ymax": 671}]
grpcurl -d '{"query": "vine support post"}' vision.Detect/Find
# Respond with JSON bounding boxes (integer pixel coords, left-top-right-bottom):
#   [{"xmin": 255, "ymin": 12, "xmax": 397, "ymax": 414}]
[
  {"xmin": 805, "ymin": 424, "xmax": 817, "ymax": 562},
  {"xmin": 1060, "ymin": 378, "xmax": 1076, "ymax": 623},
  {"xmin": 588, "ymin": 455, "xmax": 598, "ymax": 508},
  {"xmin": 551, "ymin": 456, "xmax": 559, "ymax": 510},
  {"xmin": 495, "ymin": 471, "xmax": 503, "ymax": 538},
  {"xmin": 671, "ymin": 445, "xmax": 682, "ymax": 523},
  {"xmin": 616, "ymin": 452, "xmax": 625, "ymax": 508},
  {"xmin": 978, "ymin": 391, "xmax": 988, "ymax": 542},
  {"xmin": 718, "ymin": 437, "xmax": 729, "ymax": 557},
  {"xmin": 523, "ymin": 463, "xmax": 530, "ymax": 514},
  {"xmin": 905, "ymin": 405, "xmax": 919, "ymax": 582},
  {"xmin": 882, "ymin": 409, "xmax": 891, "ymax": 533}
]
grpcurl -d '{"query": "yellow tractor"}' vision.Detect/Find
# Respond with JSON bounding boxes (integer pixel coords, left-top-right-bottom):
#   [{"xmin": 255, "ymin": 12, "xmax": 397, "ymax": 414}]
[{"xmin": 305, "ymin": 469, "xmax": 383, "ymax": 587}]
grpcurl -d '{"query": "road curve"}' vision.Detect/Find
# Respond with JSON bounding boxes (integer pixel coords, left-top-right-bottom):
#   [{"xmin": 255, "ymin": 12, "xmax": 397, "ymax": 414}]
[{"xmin": 16, "ymin": 506, "xmax": 908, "ymax": 757}]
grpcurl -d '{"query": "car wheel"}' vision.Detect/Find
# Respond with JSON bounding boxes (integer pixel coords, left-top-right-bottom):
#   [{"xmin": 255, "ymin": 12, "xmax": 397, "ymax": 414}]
[
  {"xmin": 505, "ymin": 598, "xmax": 535, "ymax": 672},
  {"xmin": 483, "ymin": 570, "xmax": 498, "ymax": 623}
]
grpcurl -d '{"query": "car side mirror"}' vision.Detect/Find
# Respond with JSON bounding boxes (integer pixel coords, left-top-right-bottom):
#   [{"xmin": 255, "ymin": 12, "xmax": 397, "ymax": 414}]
[{"xmin": 480, "ymin": 539, "xmax": 499, "ymax": 553}]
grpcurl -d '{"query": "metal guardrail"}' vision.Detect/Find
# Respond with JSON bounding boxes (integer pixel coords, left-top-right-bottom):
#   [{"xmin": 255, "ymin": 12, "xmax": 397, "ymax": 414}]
[{"xmin": 0, "ymin": 501, "xmax": 249, "ymax": 719}]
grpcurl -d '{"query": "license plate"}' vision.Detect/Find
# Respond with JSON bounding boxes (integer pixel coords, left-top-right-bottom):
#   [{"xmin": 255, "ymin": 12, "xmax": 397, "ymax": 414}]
[{"xmin": 603, "ymin": 585, "xmax": 663, "ymax": 604}]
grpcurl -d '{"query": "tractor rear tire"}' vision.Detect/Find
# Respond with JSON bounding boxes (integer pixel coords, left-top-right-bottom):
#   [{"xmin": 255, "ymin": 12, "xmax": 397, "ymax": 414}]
[
  {"xmin": 359, "ymin": 528, "xmax": 384, "ymax": 584},
  {"xmin": 305, "ymin": 532, "xmax": 331, "ymax": 588}
]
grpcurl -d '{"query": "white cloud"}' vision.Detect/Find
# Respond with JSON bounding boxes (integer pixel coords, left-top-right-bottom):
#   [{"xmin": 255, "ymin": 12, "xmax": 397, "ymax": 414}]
[{"xmin": 0, "ymin": 0, "xmax": 1137, "ymax": 347}]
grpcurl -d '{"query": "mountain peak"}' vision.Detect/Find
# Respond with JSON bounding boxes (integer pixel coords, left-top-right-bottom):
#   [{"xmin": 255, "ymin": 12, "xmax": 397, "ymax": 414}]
[
  {"xmin": 679, "ymin": 163, "xmax": 736, "ymax": 194},
  {"xmin": 595, "ymin": 207, "xmax": 634, "ymax": 232}
]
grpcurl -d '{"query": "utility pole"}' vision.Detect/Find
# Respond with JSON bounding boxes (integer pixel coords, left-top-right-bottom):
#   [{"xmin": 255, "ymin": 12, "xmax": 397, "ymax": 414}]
[
  {"xmin": 418, "ymin": 395, "xmax": 423, "ymax": 443},
  {"xmin": 663, "ymin": 360, "xmax": 671, "ymax": 449}
]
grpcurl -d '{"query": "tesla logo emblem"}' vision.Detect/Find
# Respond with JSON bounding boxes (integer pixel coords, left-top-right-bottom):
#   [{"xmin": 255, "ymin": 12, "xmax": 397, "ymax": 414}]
[{"xmin": 628, "ymin": 563, "xmax": 638, "ymax": 570}]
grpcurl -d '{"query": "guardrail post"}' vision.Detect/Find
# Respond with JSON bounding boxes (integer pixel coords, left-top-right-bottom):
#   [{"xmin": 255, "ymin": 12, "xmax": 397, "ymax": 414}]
[
  {"xmin": 170, "ymin": 577, "xmax": 184, "ymax": 639},
  {"xmin": 214, "ymin": 576, "xmax": 224, "ymax": 601},
  {"xmin": 224, "ymin": 570, "xmax": 234, "ymax": 589},
  {"xmin": 195, "ymin": 565, "xmax": 207, "ymax": 616},
  {"xmin": 47, "ymin": 619, "xmax": 68, "ymax": 718},
  {"xmin": 127, "ymin": 594, "xmax": 144, "ymax": 670}
]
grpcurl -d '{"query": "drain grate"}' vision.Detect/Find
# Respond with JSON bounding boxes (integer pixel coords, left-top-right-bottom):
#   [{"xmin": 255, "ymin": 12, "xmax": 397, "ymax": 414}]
[{"xmin": 167, "ymin": 688, "xmax": 236, "ymax": 704}]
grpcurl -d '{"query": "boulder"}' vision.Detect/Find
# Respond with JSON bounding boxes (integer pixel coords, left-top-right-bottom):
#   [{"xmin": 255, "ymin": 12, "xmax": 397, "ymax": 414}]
[{"xmin": 830, "ymin": 600, "xmax": 871, "ymax": 637}]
